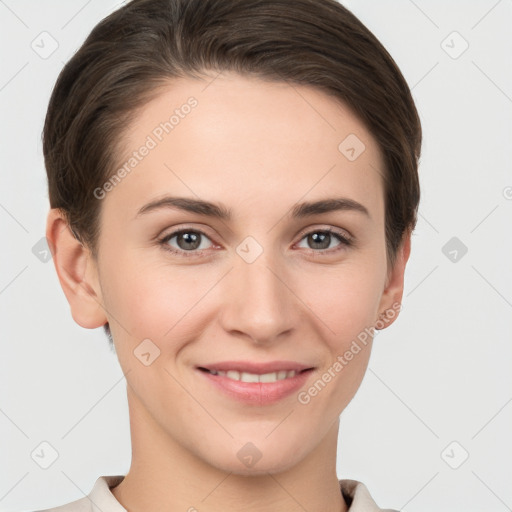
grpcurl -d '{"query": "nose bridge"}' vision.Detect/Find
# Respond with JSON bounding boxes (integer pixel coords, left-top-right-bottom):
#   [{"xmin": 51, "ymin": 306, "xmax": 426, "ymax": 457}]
[{"xmin": 220, "ymin": 242, "xmax": 297, "ymax": 342}]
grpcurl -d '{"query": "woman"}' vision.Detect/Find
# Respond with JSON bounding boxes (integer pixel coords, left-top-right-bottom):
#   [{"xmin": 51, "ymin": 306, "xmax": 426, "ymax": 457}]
[{"xmin": 40, "ymin": 0, "xmax": 421, "ymax": 510}]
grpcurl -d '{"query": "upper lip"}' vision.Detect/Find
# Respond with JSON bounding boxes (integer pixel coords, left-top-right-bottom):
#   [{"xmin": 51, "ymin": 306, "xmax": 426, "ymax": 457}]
[{"xmin": 198, "ymin": 360, "xmax": 315, "ymax": 374}]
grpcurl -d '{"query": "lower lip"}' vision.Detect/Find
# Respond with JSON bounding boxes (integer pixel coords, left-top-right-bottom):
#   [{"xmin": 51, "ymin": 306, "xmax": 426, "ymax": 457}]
[{"xmin": 197, "ymin": 368, "xmax": 314, "ymax": 405}]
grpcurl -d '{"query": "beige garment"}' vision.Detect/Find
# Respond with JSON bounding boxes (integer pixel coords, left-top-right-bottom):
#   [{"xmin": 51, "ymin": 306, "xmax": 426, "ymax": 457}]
[{"xmin": 33, "ymin": 475, "xmax": 399, "ymax": 512}]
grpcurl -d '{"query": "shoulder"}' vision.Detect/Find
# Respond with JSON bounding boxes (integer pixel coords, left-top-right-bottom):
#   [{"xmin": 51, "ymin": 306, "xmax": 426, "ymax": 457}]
[
  {"xmin": 29, "ymin": 475, "xmax": 126, "ymax": 512},
  {"xmin": 31, "ymin": 475, "xmax": 397, "ymax": 512},
  {"xmin": 339, "ymin": 479, "xmax": 400, "ymax": 512}
]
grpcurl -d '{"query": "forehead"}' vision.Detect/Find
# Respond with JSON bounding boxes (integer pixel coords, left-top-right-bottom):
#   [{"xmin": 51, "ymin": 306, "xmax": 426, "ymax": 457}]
[{"xmin": 104, "ymin": 72, "xmax": 385, "ymax": 224}]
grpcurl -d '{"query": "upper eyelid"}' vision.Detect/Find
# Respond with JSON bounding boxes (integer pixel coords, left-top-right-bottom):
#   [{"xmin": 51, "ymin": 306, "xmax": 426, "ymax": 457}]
[
  {"xmin": 296, "ymin": 225, "xmax": 352, "ymax": 241},
  {"xmin": 159, "ymin": 225, "xmax": 219, "ymax": 245}
]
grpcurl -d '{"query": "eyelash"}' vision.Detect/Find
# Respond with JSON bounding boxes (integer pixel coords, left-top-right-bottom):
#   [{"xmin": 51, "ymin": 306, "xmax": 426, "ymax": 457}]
[{"xmin": 157, "ymin": 226, "xmax": 354, "ymax": 258}]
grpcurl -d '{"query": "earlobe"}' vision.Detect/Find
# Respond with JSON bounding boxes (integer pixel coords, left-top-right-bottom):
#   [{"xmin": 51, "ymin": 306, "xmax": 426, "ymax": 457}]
[
  {"xmin": 375, "ymin": 229, "xmax": 412, "ymax": 330},
  {"xmin": 46, "ymin": 208, "xmax": 108, "ymax": 329}
]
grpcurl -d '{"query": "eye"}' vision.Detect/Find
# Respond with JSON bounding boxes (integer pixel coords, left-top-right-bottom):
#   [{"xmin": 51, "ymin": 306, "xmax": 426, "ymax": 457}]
[
  {"xmin": 159, "ymin": 229, "xmax": 214, "ymax": 257},
  {"xmin": 296, "ymin": 228, "xmax": 353, "ymax": 254},
  {"xmin": 158, "ymin": 226, "xmax": 353, "ymax": 258}
]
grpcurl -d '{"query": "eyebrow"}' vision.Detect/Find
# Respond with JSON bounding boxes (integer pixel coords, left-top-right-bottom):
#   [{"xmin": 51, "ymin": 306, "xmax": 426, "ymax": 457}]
[{"xmin": 136, "ymin": 196, "xmax": 370, "ymax": 220}]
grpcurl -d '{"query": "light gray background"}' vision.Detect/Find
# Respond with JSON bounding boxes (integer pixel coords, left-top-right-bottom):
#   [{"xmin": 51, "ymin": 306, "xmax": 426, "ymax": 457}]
[{"xmin": 1, "ymin": 1, "xmax": 511, "ymax": 511}]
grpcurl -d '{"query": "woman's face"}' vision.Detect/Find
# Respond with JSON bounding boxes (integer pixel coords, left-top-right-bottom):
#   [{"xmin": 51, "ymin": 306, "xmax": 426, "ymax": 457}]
[{"xmin": 88, "ymin": 72, "xmax": 407, "ymax": 474}]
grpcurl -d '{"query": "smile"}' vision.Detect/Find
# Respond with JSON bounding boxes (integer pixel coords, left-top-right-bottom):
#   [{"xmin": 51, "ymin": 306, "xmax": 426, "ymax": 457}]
[
  {"xmin": 196, "ymin": 362, "xmax": 315, "ymax": 405},
  {"xmin": 201, "ymin": 368, "xmax": 301, "ymax": 382}
]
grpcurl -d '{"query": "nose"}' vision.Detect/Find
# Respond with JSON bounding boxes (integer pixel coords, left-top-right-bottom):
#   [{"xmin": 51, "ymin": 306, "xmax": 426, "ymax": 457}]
[{"xmin": 218, "ymin": 248, "xmax": 299, "ymax": 345}]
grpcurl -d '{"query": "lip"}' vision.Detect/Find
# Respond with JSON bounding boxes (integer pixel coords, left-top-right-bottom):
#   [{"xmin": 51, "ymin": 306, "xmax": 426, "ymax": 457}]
[
  {"xmin": 196, "ymin": 361, "xmax": 315, "ymax": 405},
  {"xmin": 198, "ymin": 360, "xmax": 314, "ymax": 374}
]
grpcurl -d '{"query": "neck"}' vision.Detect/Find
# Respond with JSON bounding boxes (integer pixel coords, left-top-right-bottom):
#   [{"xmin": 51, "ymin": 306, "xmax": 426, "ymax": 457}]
[{"xmin": 111, "ymin": 385, "xmax": 347, "ymax": 512}]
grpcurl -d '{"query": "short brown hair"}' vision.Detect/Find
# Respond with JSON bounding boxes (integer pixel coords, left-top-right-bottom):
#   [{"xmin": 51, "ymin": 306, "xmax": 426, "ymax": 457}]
[{"xmin": 43, "ymin": 0, "xmax": 421, "ymax": 341}]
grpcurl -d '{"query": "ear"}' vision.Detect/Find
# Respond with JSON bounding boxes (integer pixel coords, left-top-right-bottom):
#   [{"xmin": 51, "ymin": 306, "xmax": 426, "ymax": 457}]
[
  {"xmin": 45, "ymin": 208, "xmax": 108, "ymax": 329},
  {"xmin": 375, "ymin": 228, "xmax": 412, "ymax": 330}
]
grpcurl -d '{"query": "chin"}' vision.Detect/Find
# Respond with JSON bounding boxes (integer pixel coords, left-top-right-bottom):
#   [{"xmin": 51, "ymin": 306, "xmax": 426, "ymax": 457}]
[{"xmin": 201, "ymin": 437, "xmax": 307, "ymax": 477}]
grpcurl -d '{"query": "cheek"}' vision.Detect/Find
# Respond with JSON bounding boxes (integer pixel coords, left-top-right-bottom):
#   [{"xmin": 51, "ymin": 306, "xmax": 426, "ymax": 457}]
[
  {"xmin": 102, "ymin": 255, "xmax": 216, "ymax": 348},
  {"xmin": 299, "ymin": 260, "xmax": 383, "ymax": 340},
  {"xmin": 102, "ymin": 261, "xmax": 204, "ymax": 404},
  {"xmin": 294, "ymin": 263, "xmax": 382, "ymax": 406}
]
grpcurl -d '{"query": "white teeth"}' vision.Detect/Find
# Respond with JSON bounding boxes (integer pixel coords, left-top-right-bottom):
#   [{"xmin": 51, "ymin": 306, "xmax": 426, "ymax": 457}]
[
  {"xmin": 241, "ymin": 372, "xmax": 260, "ymax": 383},
  {"xmin": 209, "ymin": 369, "xmax": 298, "ymax": 382},
  {"xmin": 259, "ymin": 372, "xmax": 277, "ymax": 383}
]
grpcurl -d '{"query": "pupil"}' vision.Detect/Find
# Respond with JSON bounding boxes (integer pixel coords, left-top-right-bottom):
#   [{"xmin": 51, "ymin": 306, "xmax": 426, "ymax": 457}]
[
  {"xmin": 310, "ymin": 232, "xmax": 329, "ymax": 250},
  {"xmin": 179, "ymin": 232, "xmax": 200, "ymax": 250}
]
